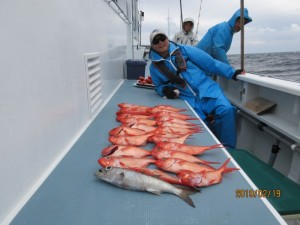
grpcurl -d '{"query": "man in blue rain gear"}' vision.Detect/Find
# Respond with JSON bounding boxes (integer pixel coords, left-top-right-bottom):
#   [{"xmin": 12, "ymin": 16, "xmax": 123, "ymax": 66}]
[
  {"xmin": 148, "ymin": 29, "xmax": 245, "ymax": 149},
  {"xmin": 196, "ymin": 8, "xmax": 252, "ymax": 65}
]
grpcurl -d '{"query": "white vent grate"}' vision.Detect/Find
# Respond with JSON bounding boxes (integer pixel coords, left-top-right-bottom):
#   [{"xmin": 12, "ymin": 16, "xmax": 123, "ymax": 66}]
[{"xmin": 84, "ymin": 52, "xmax": 102, "ymax": 118}]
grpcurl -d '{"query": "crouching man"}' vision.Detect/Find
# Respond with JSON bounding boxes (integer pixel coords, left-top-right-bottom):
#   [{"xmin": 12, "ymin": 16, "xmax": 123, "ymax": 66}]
[{"xmin": 148, "ymin": 29, "xmax": 245, "ymax": 149}]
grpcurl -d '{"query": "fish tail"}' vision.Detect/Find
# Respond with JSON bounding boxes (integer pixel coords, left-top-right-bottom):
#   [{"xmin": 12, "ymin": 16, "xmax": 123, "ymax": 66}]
[
  {"xmin": 200, "ymin": 159, "xmax": 220, "ymax": 165},
  {"xmin": 223, "ymin": 167, "xmax": 240, "ymax": 173},
  {"xmin": 177, "ymin": 189, "xmax": 197, "ymax": 208},
  {"xmin": 209, "ymin": 143, "xmax": 224, "ymax": 150},
  {"xmin": 219, "ymin": 158, "xmax": 239, "ymax": 174}
]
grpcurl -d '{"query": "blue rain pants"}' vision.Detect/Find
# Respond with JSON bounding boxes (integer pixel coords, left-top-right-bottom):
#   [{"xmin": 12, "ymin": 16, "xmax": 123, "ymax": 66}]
[{"xmin": 193, "ymin": 96, "xmax": 237, "ymax": 149}]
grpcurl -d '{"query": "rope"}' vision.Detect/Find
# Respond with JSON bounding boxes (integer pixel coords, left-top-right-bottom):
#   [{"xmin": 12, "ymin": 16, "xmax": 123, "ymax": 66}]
[{"xmin": 195, "ymin": 0, "xmax": 203, "ymax": 36}]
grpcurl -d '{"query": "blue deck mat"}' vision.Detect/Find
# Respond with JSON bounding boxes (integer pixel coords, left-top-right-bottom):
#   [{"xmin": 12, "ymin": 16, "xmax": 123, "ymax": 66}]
[{"xmin": 11, "ymin": 80, "xmax": 285, "ymax": 225}]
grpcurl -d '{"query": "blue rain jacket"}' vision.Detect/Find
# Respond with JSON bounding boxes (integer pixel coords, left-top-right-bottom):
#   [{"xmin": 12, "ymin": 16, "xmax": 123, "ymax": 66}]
[
  {"xmin": 196, "ymin": 8, "xmax": 252, "ymax": 64},
  {"xmin": 149, "ymin": 42, "xmax": 235, "ymax": 119}
]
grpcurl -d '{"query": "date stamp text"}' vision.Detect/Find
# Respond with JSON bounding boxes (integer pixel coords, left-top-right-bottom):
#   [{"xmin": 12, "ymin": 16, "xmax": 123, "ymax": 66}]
[{"xmin": 236, "ymin": 189, "xmax": 281, "ymax": 198}]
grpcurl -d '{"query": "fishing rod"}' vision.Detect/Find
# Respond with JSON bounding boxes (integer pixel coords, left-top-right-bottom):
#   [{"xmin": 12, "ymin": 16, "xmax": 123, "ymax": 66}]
[
  {"xmin": 179, "ymin": 0, "xmax": 183, "ymax": 31},
  {"xmin": 240, "ymin": 0, "xmax": 245, "ymax": 70},
  {"xmin": 195, "ymin": 0, "xmax": 203, "ymax": 37}
]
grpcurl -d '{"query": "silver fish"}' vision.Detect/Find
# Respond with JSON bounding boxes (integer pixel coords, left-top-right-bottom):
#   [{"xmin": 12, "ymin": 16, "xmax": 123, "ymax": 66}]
[{"xmin": 94, "ymin": 166, "xmax": 197, "ymax": 208}]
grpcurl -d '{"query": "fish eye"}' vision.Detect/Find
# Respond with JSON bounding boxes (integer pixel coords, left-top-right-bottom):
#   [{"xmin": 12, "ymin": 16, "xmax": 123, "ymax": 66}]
[
  {"xmin": 106, "ymin": 166, "xmax": 112, "ymax": 170},
  {"xmin": 98, "ymin": 169, "xmax": 103, "ymax": 173},
  {"xmin": 105, "ymin": 156, "xmax": 110, "ymax": 160}
]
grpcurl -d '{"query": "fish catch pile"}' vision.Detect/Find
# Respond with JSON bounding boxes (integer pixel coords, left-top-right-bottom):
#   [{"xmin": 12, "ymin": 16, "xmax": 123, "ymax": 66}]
[{"xmin": 94, "ymin": 103, "xmax": 239, "ymax": 208}]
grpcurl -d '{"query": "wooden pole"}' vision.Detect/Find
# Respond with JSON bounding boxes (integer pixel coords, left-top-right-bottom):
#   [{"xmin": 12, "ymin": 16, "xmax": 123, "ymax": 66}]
[{"xmin": 240, "ymin": 0, "xmax": 245, "ymax": 70}]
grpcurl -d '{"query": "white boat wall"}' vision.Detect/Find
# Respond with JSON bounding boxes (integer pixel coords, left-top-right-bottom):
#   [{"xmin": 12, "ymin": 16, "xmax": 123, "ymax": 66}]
[
  {"xmin": 1, "ymin": 0, "xmax": 299, "ymax": 224},
  {"xmin": 0, "ymin": 0, "xmax": 141, "ymax": 224},
  {"xmin": 217, "ymin": 74, "xmax": 300, "ymax": 184}
]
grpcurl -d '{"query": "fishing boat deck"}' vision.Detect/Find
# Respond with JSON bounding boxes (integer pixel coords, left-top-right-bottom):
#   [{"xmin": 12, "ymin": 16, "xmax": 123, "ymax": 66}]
[{"xmin": 10, "ymin": 80, "xmax": 286, "ymax": 225}]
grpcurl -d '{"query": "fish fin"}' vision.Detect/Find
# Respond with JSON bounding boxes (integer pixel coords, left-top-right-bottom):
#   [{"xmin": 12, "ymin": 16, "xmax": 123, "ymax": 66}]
[
  {"xmin": 114, "ymin": 172, "xmax": 132, "ymax": 189},
  {"xmin": 120, "ymin": 162, "xmax": 127, "ymax": 168},
  {"xmin": 115, "ymin": 172, "xmax": 126, "ymax": 181},
  {"xmin": 210, "ymin": 144, "xmax": 224, "ymax": 149},
  {"xmin": 177, "ymin": 189, "xmax": 196, "ymax": 208},
  {"xmin": 146, "ymin": 188, "xmax": 162, "ymax": 195},
  {"xmin": 192, "ymin": 187, "xmax": 201, "ymax": 192},
  {"xmin": 198, "ymin": 159, "xmax": 220, "ymax": 166},
  {"xmin": 173, "ymin": 185, "xmax": 201, "ymax": 192},
  {"xmin": 152, "ymin": 175, "xmax": 161, "ymax": 179},
  {"xmin": 223, "ymin": 167, "xmax": 239, "ymax": 174},
  {"xmin": 208, "ymin": 179, "xmax": 217, "ymax": 185},
  {"xmin": 181, "ymin": 186, "xmax": 200, "ymax": 195},
  {"xmin": 118, "ymin": 183, "xmax": 132, "ymax": 190}
]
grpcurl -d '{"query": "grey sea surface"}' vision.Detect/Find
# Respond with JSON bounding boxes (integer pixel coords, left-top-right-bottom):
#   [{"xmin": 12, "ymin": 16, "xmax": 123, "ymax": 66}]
[{"xmin": 229, "ymin": 51, "xmax": 300, "ymax": 83}]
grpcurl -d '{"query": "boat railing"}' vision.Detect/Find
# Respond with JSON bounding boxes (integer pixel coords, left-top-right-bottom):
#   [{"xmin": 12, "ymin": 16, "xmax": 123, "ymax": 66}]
[
  {"xmin": 218, "ymin": 73, "xmax": 300, "ymax": 185},
  {"xmin": 104, "ymin": 0, "xmax": 132, "ymax": 24},
  {"xmin": 238, "ymin": 73, "xmax": 300, "ymax": 97},
  {"xmin": 218, "ymin": 73, "xmax": 300, "ymax": 143}
]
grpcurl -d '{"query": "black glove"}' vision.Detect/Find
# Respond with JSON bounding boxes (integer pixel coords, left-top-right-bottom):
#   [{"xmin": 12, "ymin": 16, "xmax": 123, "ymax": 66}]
[
  {"xmin": 232, "ymin": 69, "xmax": 244, "ymax": 81},
  {"xmin": 171, "ymin": 76, "xmax": 186, "ymax": 87},
  {"xmin": 163, "ymin": 86, "xmax": 178, "ymax": 99}
]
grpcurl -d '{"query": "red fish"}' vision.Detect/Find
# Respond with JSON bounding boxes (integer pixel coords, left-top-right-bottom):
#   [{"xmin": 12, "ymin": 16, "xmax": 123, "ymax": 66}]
[
  {"xmin": 178, "ymin": 158, "xmax": 239, "ymax": 187},
  {"xmin": 157, "ymin": 121, "xmax": 199, "ymax": 129},
  {"xmin": 108, "ymin": 133, "xmax": 153, "ymax": 146},
  {"xmin": 101, "ymin": 145, "xmax": 151, "ymax": 158},
  {"xmin": 156, "ymin": 142, "xmax": 224, "ymax": 155},
  {"xmin": 131, "ymin": 167, "xmax": 182, "ymax": 185},
  {"xmin": 155, "ymin": 126, "xmax": 201, "ymax": 136},
  {"xmin": 153, "ymin": 111, "xmax": 197, "ymax": 120},
  {"xmin": 109, "ymin": 126, "xmax": 146, "ymax": 136},
  {"xmin": 150, "ymin": 134, "xmax": 191, "ymax": 144},
  {"xmin": 147, "ymin": 105, "xmax": 187, "ymax": 114},
  {"xmin": 119, "ymin": 117, "xmax": 157, "ymax": 126},
  {"xmin": 151, "ymin": 125, "xmax": 197, "ymax": 138},
  {"xmin": 156, "ymin": 116, "xmax": 198, "ymax": 126},
  {"xmin": 116, "ymin": 114, "xmax": 153, "ymax": 122},
  {"xmin": 118, "ymin": 103, "xmax": 150, "ymax": 110},
  {"xmin": 98, "ymin": 156, "xmax": 156, "ymax": 168},
  {"xmin": 149, "ymin": 128, "xmax": 186, "ymax": 138},
  {"xmin": 155, "ymin": 158, "xmax": 216, "ymax": 174},
  {"xmin": 151, "ymin": 147, "xmax": 219, "ymax": 166},
  {"xmin": 124, "ymin": 123, "xmax": 157, "ymax": 132},
  {"xmin": 116, "ymin": 108, "xmax": 151, "ymax": 116}
]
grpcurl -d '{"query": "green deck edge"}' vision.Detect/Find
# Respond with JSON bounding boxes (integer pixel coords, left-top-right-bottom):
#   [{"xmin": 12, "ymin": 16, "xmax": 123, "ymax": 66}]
[{"xmin": 228, "ymin": 149, "xmax": 300, "ymax": 215}]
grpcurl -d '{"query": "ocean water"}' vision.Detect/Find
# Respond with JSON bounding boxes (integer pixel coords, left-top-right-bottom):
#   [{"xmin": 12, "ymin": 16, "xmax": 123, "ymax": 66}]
[{"xmin": 228, "ymin": 51, "xmax": 300, "ymax": 83}]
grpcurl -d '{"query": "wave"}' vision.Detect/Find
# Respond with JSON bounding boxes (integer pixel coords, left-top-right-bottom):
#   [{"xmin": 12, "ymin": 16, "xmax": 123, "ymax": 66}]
[{"xmin": 228, "ymin": 52, "xmax": 300, "ymax": 83}]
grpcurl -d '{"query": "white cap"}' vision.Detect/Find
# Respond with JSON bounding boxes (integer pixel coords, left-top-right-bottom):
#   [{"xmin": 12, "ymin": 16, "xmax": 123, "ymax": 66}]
[
  {"xmin": 150, "ymin": 29, "xmax": 167, "ymax": 44},
  {"xmin": 183, "ymin": 17, "xmax": 194, "ymax": 24}
]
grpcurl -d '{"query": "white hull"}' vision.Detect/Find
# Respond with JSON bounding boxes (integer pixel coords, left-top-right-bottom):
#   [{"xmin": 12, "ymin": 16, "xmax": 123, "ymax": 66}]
[
  {"xmin": 0, "ymin": 0, "xmax": 140, "ymax": 224},
  {"xmin": 218, "ymin": 74, "xmax": 300, "ymax": 183},
  {"xmin": 1, "ymin": 0, "xmax": 299, "ymax": 224}
]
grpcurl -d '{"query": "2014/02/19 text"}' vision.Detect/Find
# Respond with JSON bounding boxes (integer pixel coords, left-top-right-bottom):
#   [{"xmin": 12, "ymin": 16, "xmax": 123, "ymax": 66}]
[{"xmin": 235, "ymin": 189, "xmax": 281, "ymax": 198}]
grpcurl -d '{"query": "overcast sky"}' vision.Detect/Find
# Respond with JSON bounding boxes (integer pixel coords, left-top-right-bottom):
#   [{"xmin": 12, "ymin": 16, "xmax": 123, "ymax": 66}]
[{"xmin": 138, "ymin": 0, "xmax": 300, "ymax": 54}]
